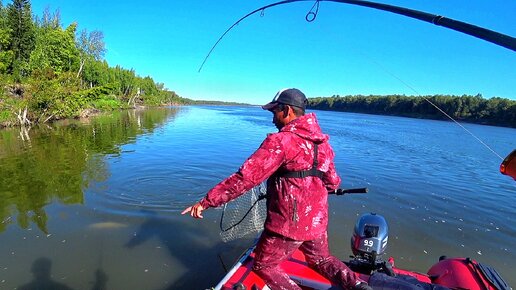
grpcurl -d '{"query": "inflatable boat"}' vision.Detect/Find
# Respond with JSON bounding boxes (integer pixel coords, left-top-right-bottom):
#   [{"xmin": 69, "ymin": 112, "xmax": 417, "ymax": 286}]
[{"xmin": 214, "ymin": 213, "xmax": 510, "ymax": 290}]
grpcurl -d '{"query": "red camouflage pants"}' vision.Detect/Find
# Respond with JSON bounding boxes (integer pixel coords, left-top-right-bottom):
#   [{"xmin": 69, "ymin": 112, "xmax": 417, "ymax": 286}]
[{"xmin": 252, "ymin": 230, "xmax": 358, "ymax": 290}]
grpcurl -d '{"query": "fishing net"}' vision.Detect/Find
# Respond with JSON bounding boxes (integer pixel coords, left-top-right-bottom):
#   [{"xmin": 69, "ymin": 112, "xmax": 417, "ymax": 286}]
[{"xmin": 220, "ymin": 182, "xmax": 267, "ymax": 242}]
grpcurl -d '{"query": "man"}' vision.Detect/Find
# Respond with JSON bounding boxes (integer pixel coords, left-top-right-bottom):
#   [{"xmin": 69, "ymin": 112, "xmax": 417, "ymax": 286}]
[{"xmin": 182, "ymin": 88, "xmax": 371, "ymax": 290}]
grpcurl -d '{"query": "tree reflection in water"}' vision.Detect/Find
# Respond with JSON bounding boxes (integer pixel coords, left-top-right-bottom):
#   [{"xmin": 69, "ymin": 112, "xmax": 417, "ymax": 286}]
[{"xmin": 0, "ymin": 107, "xmax": 180, "ymax": 233}]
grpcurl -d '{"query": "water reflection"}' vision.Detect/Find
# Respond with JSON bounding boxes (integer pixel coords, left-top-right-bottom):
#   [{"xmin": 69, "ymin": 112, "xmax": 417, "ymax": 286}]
[
  {"xmin": 0, "ymin": 107, "xmax": 181, "ymax": 234},
  {"xmin": 18, "ymin": 257, "xmax": 108, "ymax": 290}
]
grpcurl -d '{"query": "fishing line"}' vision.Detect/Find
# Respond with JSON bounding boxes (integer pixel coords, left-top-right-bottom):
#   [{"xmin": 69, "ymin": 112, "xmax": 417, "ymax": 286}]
[{"xmin": 352, "ymin": 48, "xmax": 505, "ymax": 161}]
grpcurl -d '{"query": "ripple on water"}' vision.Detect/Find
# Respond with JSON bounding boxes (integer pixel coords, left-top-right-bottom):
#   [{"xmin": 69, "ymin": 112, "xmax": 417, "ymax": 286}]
[{"xmin": 86, "ymin": 170, "xmax": 214, "ymax": 215}]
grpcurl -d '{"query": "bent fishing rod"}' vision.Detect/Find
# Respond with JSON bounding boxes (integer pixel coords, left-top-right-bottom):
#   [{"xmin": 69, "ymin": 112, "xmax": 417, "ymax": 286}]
[
  {"xmin": 198, "ymin": 0, "xmax": 515, "ymax": 72},
  {"xmin": 198, "ymin": 0, "xmax": 516, "ymax": 181}
]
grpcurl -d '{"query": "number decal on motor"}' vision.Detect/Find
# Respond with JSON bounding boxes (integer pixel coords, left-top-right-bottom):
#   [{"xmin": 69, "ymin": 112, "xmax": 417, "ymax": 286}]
[{"xmin": 364, "ymin": 240, "xmax": 374, "ymax": 247}]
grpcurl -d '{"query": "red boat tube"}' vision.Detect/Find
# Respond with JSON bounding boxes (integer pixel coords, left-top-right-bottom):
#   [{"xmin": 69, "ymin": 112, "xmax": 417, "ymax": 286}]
[
  {"xmin": 500, "ymin": 149, "xmax": 516, "ymax": 180},
  {"xmin": 428, "ymin": 257, "xmax": 510, "ymax": 290}
]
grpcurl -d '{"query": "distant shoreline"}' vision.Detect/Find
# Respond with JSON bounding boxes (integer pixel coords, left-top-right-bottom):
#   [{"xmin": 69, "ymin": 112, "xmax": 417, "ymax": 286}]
[{"xmin": 307, "ymin": 94, "xmax": 516, "ymax": 129}]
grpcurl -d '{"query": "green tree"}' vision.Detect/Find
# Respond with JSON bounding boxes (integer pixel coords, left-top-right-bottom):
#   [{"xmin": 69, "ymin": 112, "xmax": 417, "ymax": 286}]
[
  {"xmin": 111, "ymin": 65, "xmax": 137, "ymax": 98},
  {"xmin": 0, "ymin": 1, "xmax": 14, "ymax": 74},
  {"xmin": 82, "ymin": 58, "xmax": 110, "ymax": 88},
  {"xmin": 139, "ymin": 76, "xmax": 159, "ymax": 96},
  {"xmin": 30, "ymin": 22, "xmax": 79, "ymax": 75},
  {"xmin": 7, "ymin": 0, "xmax": 35, "ymax": 80}
]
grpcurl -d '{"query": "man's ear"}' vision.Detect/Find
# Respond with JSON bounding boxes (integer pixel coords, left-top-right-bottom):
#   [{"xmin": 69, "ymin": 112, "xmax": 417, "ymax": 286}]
[{"xmin": 283, "ymin": 105, "xmax": 290, "ymax": 118}]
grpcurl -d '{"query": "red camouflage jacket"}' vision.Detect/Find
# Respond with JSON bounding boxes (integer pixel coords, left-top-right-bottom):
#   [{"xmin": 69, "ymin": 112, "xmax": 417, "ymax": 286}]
[{"xmin": 199, "ymin": 113, "xmax": 341, "ymax": 240}]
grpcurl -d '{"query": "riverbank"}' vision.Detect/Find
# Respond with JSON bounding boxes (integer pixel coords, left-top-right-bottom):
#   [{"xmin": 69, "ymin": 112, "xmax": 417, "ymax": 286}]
[
  {"xmin": 3, "ymin": 97, "xmax": 515, "ymax": 130},
  {"xmin": 0, "ymin": 80, "xmax": 191, "ymax": 129},
  {"xmin": 0, "ymin": 103, "xmax": 182, "ymax": 129}
]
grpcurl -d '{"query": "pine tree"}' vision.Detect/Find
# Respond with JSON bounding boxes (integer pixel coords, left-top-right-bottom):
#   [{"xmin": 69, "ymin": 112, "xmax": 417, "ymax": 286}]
[
  {"xmin": 0, "ymin": 1, "xmax": 14, "ymax": 73},
  {"xmin": 7, "ymin": 0, "xmax": 35, "ymax": 80}
]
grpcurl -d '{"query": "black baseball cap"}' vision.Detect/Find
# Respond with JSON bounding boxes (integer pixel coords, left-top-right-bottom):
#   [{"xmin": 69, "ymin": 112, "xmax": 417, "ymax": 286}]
[{"xmin": 262, "ymin": 88, "xmax": 308, "ymax": 111}]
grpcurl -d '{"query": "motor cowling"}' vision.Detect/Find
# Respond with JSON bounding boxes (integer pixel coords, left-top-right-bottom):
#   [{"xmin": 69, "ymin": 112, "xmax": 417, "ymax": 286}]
[{"xmin": 351, "ymin": 213, "xmax": 389, "ymax": 260}]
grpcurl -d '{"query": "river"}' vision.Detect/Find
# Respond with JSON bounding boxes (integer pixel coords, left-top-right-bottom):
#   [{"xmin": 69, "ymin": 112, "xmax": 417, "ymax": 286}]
[{"xmin": 0, "ymin": 106, "xmax": 514, "ymax": 289}]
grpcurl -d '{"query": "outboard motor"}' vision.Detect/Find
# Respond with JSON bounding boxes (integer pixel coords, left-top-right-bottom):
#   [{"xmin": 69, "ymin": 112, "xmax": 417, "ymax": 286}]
[
  {"xmin": 350, "ymin": 213, "xmax": 394, "ymax": 275},
  {"xmin": 352, "ymin": 212, "xmax": 389, "ymax": 259}
]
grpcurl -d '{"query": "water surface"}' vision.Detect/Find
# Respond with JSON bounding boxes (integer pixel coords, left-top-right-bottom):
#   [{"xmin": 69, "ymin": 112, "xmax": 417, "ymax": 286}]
[{"xmin": 0, "ymin": 106, "xmax": 514, "ymax": 289}]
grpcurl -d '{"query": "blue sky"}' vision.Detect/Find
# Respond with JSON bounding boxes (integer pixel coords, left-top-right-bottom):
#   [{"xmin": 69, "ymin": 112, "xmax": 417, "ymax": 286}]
[{"xmin": 30, "ymin": 0, "xmax": 516, "ymax": 104}]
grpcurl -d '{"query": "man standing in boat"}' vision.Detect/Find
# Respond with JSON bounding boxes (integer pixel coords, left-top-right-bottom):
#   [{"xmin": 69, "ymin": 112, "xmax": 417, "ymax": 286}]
[{"xmin": 182, "ymin": 88, "xmax": 371, "ymax": 290}]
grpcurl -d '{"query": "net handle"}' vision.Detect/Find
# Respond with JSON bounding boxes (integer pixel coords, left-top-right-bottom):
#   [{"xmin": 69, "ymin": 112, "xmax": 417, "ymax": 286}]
[
  {"xmin": 219, "ymin": 187, "xmax": 367, "ymax": 232},
  {"xmin": 331, "ymin": 187, "xmax": 369, "ymax": 195}
]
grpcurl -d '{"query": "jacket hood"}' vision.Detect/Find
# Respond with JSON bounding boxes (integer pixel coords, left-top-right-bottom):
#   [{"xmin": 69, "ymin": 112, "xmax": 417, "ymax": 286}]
[{"xmin": 280, "ymin": 113, "xmax": 328, "ymax": 143}]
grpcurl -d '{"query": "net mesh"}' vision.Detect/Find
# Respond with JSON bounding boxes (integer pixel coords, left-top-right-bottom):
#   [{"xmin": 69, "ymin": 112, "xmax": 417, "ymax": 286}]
[{"xmin": 220, "ymin": 182, "xmax": 267, "ymax": 242}]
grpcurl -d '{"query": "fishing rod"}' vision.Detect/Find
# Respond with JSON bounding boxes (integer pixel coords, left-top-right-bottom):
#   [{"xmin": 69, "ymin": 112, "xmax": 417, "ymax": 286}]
[
  {"xmin": 199, "ymin": 0, "xmax": 516, "ymax": 181},
  {"xmin": 198, "ymin": 0, "xmax": 516, "ymax": 72}
]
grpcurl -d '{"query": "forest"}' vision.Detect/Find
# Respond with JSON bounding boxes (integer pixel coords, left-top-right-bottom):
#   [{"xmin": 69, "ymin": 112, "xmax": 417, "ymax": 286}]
[
  {"xmin": 308, "ymin": 94, "xmax": 516, "ymax": 128},
  {"xmin": 0, "ymin": 0, "xmax": 189, "ymax": 127}
]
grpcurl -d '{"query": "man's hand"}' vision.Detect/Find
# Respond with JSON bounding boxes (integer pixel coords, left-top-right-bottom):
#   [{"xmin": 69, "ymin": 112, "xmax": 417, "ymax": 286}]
[{"xmin": 181, "ymin": 202, "xmax": 205, "ymax": 219}]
